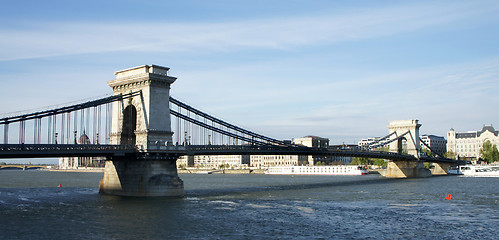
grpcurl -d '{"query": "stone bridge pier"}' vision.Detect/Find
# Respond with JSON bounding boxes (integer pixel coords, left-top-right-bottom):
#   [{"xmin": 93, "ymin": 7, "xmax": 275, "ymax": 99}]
[
  {"xmin": 99, "ymin": 65, "xmax": 185, "ymax": 197},
  {"xmin": 382, "ymin": 120, "xmax": 431, "ymax": 178},
  {"xmin": 430, "ymin": 162, "xmax": 455, "ymax": 176},
  {"xmin": 382, "ymin": 160, "xmax": 432, "ymax": 178}
]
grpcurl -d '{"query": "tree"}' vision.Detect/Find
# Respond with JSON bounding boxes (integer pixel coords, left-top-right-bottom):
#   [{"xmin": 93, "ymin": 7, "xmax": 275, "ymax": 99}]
[
  {"xmin": 423, "ymin": 162, "xmax": 432, "ymax": 169},
  {"xmin": 480, "ymin": 141, "xmax": 499, "ymax": 163},
  {"xmin": 372, "ymin": 158, "xmax": 387, "ymax": 168},
  {"xmin": 444, "ymin": 151, "xmax": 457, "ymax": 160},
  {"xmin": 178, "ymin": 163, "xmax": 187, "ymax": 170},
  {"xmin": 351, "ymin": 157, "xmax": 370, "ymax": 166},
  {"xmin": 421, "ymin": 148, "xmax": 434, "ymax": 157},
  {"xmin": 375, "ymin": 146, "xmax": 389, "ymax": 152}
]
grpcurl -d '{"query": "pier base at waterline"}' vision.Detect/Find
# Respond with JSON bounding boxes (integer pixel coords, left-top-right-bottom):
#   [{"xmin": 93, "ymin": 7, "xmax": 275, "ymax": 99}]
[
  {"xmin": 431, "ymin": 162, "xmax": 454, "ymax": 176},
  {"xmin": 381, "ymin": 160, "xmax": 432, "ymax": 178},
  {"xmin": 99, "ymin": 156, "xmax": 184, "ymax": 197}
]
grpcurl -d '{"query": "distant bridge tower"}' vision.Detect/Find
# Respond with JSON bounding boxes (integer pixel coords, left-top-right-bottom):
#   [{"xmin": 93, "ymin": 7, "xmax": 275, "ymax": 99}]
[
  {"xmin": 387, "ymin": 120, "xmax": 421, "ymax": 158},
  {"xmin": 100, "ymin": 65, "xmax": 184, "ymax": 197},
  {"xmin": 107, "ymin": 65, "xmax": 176, "ymax": 150},
  {"xmin": 383, "ymin": 120, "xmax": 431, "ymax": 178}
]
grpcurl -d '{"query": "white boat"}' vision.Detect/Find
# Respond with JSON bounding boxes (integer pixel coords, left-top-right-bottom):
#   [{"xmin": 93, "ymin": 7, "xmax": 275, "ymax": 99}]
[
  {"xmin": 265, "ymin": 165, "xmax": 368, "ymax": 175},
  {"xmin": 456, "ymin": 165, "xmax": 499, "ymax": 177},
  {"xmin": 447, "ymin": 166, "xmax": 462, "ymax": 175}
]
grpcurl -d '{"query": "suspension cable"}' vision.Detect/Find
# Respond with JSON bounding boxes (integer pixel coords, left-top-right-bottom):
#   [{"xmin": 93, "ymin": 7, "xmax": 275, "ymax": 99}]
[{"xmin": 170, "ymin": 97, "xmax": 287, "ymax": 146}]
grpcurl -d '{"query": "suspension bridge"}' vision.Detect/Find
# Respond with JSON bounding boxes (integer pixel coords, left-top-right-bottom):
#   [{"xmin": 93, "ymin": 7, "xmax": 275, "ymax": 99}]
[{"xmin": 0, "ymin": 64, "xmax": 465, "ymax": 196}]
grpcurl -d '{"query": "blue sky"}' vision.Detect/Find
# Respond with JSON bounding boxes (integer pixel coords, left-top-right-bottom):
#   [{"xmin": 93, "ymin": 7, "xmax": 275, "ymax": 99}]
[{"xmin": 1, "ymin": 0, "xmax": 499, "ymax": 149}]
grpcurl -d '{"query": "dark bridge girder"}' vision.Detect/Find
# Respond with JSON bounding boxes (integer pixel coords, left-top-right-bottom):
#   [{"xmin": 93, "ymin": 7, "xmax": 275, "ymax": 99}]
[
  {"xmin": 184, "ymin": 145, "xmax": 467, "ymax": 164},
  {"xmin": 0, "ymin": 144, "xmax": 139, "ymax": 159},
  {"xmin": 0, "ymin": 143, "xmax": 467, "ymax": 165}
]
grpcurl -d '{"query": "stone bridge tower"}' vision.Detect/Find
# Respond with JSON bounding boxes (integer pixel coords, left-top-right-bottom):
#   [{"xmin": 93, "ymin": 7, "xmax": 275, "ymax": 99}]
[
  {"xmin": 100, "ymin": 65, "xmax": 185, "ymax": 197},
  {"xmin": 387, "ymin": 119, "xmax": 421, "ymax": 158},
  {"xmin": 107, "ymin": 65, "xmax": 176, "ymax": 150},
  {"xmin": 383, "ymin": 120, "xmax": 431, "ymax": 178}
]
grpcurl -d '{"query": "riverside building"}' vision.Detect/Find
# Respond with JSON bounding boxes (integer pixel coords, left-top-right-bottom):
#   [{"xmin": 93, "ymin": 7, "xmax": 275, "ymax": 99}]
[
  {"xmin": 176, "ymin": 136, "xmax": 349, "ymax": 169},
  {"xmin": 250, "ymin": 155, "xmax": 308, "ymax": 169},
  {"xmin": 446, "ymin": 125, "xmax": 499, "ymax": 161},
  {"xmin": 358, "ymin": 137, "xmax": 390, "ymax": 148},
  {"xmin": 177, "ymin": 155, "xmax": 250, "ymax": 169},
  {"xmin": 420, "ymin": 134, "xmax": 447, "ymax": 156},
  {"xmin": 59, "ymin": 133, "xmax": 105, "ymax": 169}
]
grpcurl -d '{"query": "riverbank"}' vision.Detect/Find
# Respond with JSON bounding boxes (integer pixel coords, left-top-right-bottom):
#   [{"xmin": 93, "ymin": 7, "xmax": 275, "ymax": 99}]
[
  {"xmin": 41, "ymin": 167, "xmax": 381, "ymax": 174},
  {"xmin": 43, "ymin": 168, "xmax": 104, "ymax": 173}
]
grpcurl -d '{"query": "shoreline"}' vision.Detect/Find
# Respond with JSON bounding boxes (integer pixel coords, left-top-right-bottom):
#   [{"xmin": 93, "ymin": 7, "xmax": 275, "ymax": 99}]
[{"xmin": 43, "ymin": 168, "xmax": 104, "ymax": 173}]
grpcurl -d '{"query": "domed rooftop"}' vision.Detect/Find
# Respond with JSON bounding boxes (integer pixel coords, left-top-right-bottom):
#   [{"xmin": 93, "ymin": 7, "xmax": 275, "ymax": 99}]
[{"xmin": 78, "ymin": 133, "xmax": 91, "ymax": 144}]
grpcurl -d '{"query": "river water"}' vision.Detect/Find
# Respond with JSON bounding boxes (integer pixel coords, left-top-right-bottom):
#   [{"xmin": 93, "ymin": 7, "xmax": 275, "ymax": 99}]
[{"xmin": 0, "ymin": 170, "xmax": 497, "ymax": 239}]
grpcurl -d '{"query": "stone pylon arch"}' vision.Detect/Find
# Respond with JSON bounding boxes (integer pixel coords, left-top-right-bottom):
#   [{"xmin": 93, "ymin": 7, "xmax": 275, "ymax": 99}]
[
  {"xmin": 382, "ymin": 119, "xmax": 432, "ymax": 178},
  {"xmin": 120, "ymin": 104, "xmax": 137, "ymax": 146},
  {"xmin": 107, "ymin": 65, "xmax": 177, "ymax": 150},
  {"xmin": 101, "ymin": 65, "xmax": 184, "ymax": 197},
  {"xmin": 387, "ymin": 120, "xmax": 421, "ymax": 158}
]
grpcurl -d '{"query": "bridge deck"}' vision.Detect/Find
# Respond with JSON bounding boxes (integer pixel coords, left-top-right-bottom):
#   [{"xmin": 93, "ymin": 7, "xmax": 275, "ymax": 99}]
[
  {"xmin": 0, "ymin": 144, "xmax": 140, "ymax": 159},
  {"xmin": 0, "ymin": 144, "xmax": 466, "ymax": 164}
]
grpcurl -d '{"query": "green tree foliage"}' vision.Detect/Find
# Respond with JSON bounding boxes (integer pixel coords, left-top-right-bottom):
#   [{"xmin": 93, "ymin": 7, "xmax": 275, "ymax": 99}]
[
  {"xmin": 375, "ymin": 146, "xmax": 389, "ymax": 152},
  {"xmin": 219, "ymin": 163, "xmax": 230, "ymax": 169},
  {"xmin": 423, "ymin": 162, "xmax": 432, "ymax": 169},
  {"xmin": 444, "ymin": 151, "xmax": 457, "ymax": 160},
  {"xmin": 480, "ymin": 141, "xmax": 499, "ymax": 163},
  {"xmin": 351, "ymin": 157, "xmax": 386, "ymax": 168},
  {"xmin": 421, "ymin": 148, "xmax": 434, "ymax": 157},
  {"xmin": 351, "ymin": 157, "xmax": 369, "ymax": 166},
  {"xmin": 372, "ymin": 158, "xmax": 387, "ymax": 168}
]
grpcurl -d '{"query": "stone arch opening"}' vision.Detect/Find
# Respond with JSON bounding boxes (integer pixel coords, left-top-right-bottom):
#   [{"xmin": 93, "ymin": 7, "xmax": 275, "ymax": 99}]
[
  {"xmin": 121, "ymin": 104, "xmax": 137, "ymax": 145},
  {"xmin": 397, "ymin": 137, "xmax": 408, "ymax": 154}
]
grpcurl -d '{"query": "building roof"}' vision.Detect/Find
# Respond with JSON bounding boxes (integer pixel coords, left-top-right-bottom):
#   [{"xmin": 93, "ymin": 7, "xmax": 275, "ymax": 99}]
[
  {"xmin": 420, "ymin": 134, "xmax": 445, "ymax": 139},
  {"xmin": 478, "ymin": 125, "xmax": 498, "ymax": 137},
  {"xmin": 301, "ymin": 135, "xmax": 328, "ymax": 140},
  {"xmin": 456, "ymin": 132, "xmax": 477, "ymax": 139},
  {"xmin": 454, "ymin": 125, "xmax": 498, "ymax": 139},
  {"xmin": 78, "ymin": 133, "xmax": 91, "ymax": 144}
]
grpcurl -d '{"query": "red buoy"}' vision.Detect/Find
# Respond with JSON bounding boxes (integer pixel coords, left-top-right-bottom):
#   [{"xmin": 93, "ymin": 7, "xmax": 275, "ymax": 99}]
[
  {"xmin": 58, "ymin": 184, "xmax": 62, "ymax": 188},
  {"xmin": 445, "ymin": 194, "xmax": 452, "ymax": 200}
]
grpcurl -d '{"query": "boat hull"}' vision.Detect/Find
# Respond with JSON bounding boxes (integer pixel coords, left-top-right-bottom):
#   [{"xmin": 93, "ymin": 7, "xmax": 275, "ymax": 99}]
[
  {"xmin": 265, "ymin": 165, "xmax": 368, "ymax": 175},
  {"xmin": 458, "ymin": 165, "xmax": 499, "ymax": 177}
]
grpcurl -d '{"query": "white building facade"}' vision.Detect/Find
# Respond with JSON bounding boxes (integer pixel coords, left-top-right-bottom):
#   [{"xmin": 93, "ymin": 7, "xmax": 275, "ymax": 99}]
[
  {"xmin": 358, "ymin": 137, "xmax": 390, "ymax": 149},
  {"xmin": 250, "ymin": 155, "xmax": 308, "ymax": 169},
  {"xmin": 177, "ymin": 154, "xmax": 250, "ymax": 169},
  {"xmin": 447, "ymin": 125, "xmax": 499, "ymax": 161},
  {"xmin": 177, "ymin": 136, "xmax": 345, "ymax": 169}
]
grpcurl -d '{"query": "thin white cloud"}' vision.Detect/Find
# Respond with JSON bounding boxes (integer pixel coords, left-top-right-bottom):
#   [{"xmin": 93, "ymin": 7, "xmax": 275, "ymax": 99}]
[
  {"xmin": 0, "ymin": 1, "xmax": 494, "ymax": 61},
  {"xmin": 192, "ymin": 57, "xmax": 499, "ymax": 142}
]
